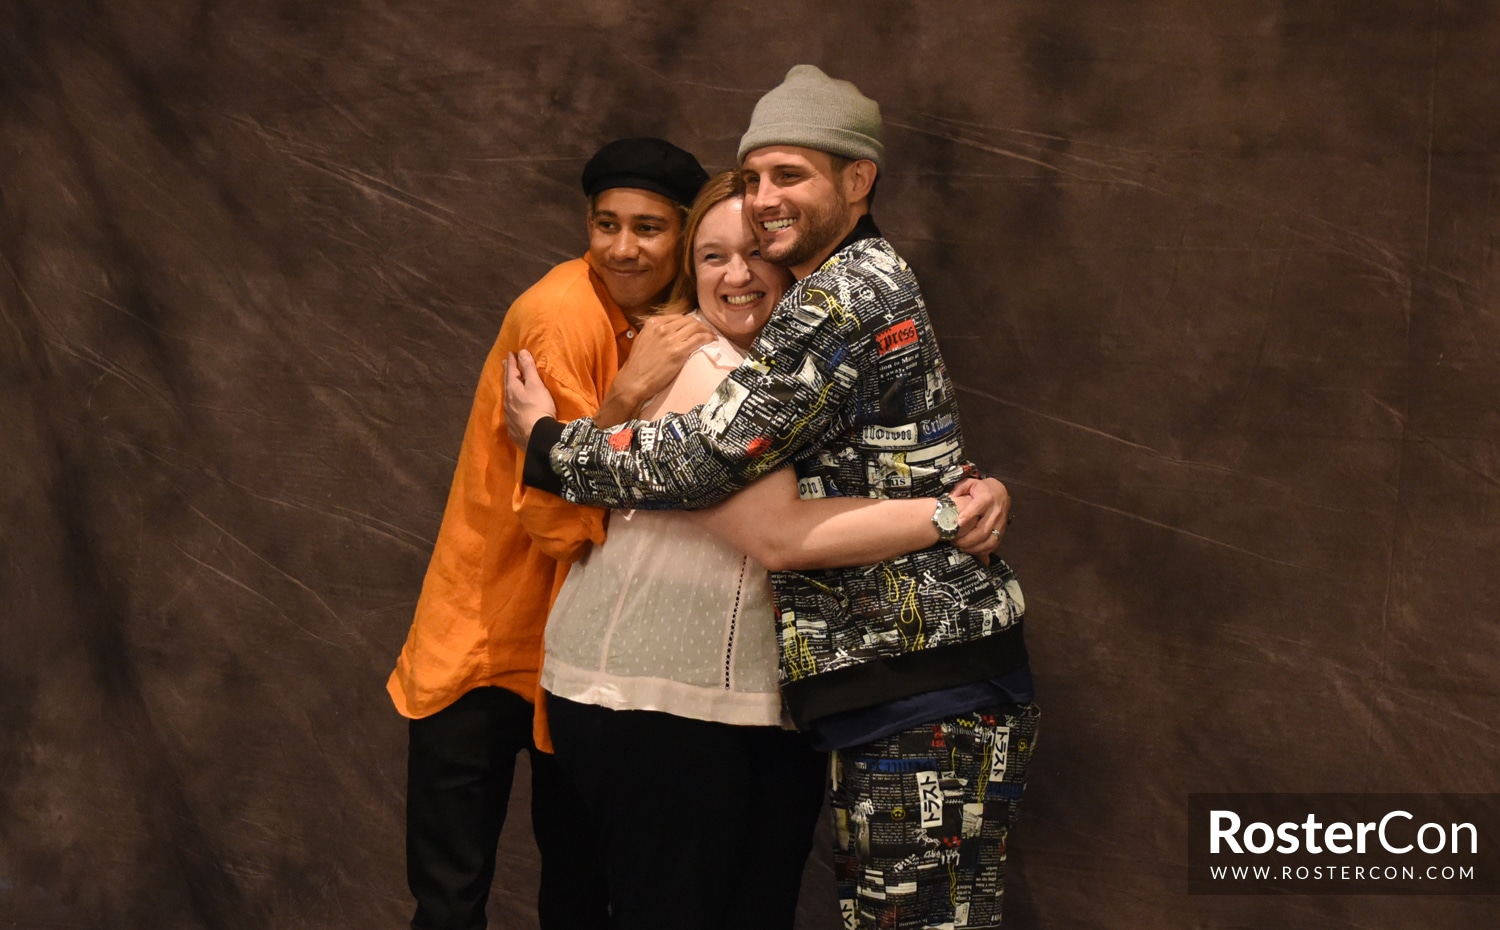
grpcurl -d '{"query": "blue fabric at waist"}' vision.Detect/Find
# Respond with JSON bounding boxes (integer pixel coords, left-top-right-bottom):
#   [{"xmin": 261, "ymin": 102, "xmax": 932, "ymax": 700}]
[{"xmin": 806, "ymin": 665, "xmax": 1035, "ymax": 752}]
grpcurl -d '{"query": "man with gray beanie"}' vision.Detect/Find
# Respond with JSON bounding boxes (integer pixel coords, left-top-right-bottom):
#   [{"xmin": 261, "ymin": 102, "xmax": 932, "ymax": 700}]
[{"xmin": 507, "ymin": 67, "xmax": 1038, "ymax": 929}]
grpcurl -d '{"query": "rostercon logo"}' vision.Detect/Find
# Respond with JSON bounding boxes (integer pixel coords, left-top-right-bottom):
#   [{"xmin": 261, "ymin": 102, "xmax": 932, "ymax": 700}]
[
  {"xmin": 1187, "ymin": 794, "xmax": 1497, "ymax": 895},
  {"xmin": 1209, "ymin": 809, "xmax": 1478, "ymax": 855}
]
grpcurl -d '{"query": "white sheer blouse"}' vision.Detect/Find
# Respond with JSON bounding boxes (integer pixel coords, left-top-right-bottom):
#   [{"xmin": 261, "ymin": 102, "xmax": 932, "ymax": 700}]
[{"xmin": 541, "ymin": 322, "xmax": 785, "ymax": 726}]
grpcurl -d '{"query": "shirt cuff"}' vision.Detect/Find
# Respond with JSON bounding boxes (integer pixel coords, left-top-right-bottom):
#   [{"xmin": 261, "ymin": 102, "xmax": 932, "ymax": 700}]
[{"xmin": 523, "ymin": 417, "xmax": 566, "ymax": 496}]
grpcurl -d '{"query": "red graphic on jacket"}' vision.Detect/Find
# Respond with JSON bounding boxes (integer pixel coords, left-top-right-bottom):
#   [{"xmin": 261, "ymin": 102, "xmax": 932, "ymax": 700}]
[{"xmin": 875, "ymin": 319, "xmax": 919, "ymax": 355}]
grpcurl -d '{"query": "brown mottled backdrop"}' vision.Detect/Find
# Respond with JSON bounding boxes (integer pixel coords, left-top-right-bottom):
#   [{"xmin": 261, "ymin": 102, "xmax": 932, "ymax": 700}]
[{"xmin": 3, "ymin": 1, "xmax": 1498, "ymax": 927}]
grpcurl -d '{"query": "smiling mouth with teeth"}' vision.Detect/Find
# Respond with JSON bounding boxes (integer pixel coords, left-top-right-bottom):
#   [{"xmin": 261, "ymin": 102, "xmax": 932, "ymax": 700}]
[
  {"xmin": 762, "ymin": 218, "xmax": 795, "ymax": 231},
  {"xmin": 725, "ymin": 293, "xmax": 765, "ymax": 306}
]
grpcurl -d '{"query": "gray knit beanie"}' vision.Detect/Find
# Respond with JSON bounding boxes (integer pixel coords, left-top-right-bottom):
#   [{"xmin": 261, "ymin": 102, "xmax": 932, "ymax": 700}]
[{"xmin": 737, "ymin": 65, "xmax": 885, "ymax": 171}]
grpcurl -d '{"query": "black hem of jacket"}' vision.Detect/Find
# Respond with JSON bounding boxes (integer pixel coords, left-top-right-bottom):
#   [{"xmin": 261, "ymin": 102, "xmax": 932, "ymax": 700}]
[
  {"xmin": 779, "ymin": 620, "xmax": 1030, "ymax": 731},
  {"xmin": 524, "ymin": 416, "xmax": 567, "ymax": 496}
]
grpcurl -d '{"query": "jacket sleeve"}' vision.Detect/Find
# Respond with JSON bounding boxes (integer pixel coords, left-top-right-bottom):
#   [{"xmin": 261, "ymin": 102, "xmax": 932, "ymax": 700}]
[
  {"xmin": 509, "ymin": 316, "xmax": 611, "ymax": 563},
  {"xmin": 549, "ymin": 282, "xmax": 863, "ymax": 510}
]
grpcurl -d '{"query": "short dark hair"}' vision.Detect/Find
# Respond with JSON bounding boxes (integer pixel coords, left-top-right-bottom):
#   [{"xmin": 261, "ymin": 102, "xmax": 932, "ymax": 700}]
[{"xmin": 827, "ymin": 154, "xmax": 880, "ymax": 206}]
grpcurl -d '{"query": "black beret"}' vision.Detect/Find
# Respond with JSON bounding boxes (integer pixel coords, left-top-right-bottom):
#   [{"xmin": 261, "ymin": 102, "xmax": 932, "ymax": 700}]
[{"xmin": 581, "ymin": 138, "xmax": 709, "ymax": 208}]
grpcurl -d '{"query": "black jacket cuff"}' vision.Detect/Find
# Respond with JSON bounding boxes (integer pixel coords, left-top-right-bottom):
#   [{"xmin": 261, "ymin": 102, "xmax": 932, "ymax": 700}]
[{"xmin": 522, "ymin": 417, "xmax": 566, "ymax": 496}]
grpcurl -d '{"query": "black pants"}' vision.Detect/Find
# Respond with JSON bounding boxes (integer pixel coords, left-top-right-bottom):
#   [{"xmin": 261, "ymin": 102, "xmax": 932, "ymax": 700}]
[
  {"xmin": 407, "ymin": 686, "xmax": 609, "ymax": 930},
  {"xmin": 546, "ymin": 693, "xmax": 828, "ymax": 930}
]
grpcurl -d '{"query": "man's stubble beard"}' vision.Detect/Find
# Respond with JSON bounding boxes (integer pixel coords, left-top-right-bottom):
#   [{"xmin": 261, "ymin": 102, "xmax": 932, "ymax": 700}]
[{"xmin": 762, "ymin": 195, "xmax": 850, "ymax": 272}]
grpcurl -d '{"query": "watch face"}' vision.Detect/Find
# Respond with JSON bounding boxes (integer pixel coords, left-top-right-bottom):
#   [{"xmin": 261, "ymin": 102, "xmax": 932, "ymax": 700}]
[{"xmin": 936, "ymin": 498, "xmax": 961, "ymax": 535}]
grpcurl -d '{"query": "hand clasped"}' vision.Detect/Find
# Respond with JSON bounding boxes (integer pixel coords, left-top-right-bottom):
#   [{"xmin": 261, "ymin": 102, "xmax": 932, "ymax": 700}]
[{"xmin": 502, "ymin": 349, "xmax": 558, "ymax": 448}]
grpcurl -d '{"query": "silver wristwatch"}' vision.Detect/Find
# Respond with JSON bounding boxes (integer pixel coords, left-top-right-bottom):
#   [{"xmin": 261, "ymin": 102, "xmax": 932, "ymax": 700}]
[{"xmin": 931, "ymin": 493, "xmax": 961, "ymax": 541}]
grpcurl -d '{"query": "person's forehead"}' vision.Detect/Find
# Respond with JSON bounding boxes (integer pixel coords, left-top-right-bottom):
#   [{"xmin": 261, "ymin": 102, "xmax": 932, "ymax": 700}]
[
  {"xmin": 591, "ymin": 187, "xmax": 679, "ymax": 219},
  {"xmin": 694, "ymin": 200, "xmax": 749, "ymax": 247},
  {"xmin": 701, "ymin": 197, "xmax": 744, "ymax": 225},
  {"xmin": 740, "ymin": 144, "xmax": 833, "ymax": 171}
]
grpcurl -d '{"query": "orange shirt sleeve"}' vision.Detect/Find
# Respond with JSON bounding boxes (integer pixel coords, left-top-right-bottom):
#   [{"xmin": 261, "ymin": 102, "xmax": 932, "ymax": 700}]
[
  {"xmin": 506, "ymin": 287, "xmax": 615, "ymax": 565},
  {"xmin": 387, "ymin": 338, "xmax": 519, "ymax": 717}
]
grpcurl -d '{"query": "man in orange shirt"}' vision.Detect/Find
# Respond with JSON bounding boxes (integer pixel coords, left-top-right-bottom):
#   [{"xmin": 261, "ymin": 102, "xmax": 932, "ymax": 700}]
[{"xmin": 388, "ymin": 138, "xmax": 712, "ymax": 930}]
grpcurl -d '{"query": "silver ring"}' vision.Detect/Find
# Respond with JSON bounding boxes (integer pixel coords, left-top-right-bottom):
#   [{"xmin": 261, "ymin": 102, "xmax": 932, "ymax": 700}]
[{"xmin": 990, "ymin": 529, "xmax": 1003, "ymax": 539}]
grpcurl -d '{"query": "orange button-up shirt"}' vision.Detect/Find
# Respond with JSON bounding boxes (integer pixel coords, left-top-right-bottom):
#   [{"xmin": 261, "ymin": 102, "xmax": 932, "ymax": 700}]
[{"xmin": 388, "ymin": 256, "xmax": 634, "ymax": 740}]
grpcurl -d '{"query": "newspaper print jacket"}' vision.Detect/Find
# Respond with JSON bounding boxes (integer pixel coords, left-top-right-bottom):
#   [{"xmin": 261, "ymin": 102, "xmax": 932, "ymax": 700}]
[{"xmin": 550, "ymin": 223, "xmax": 1030, "ymax": 728}]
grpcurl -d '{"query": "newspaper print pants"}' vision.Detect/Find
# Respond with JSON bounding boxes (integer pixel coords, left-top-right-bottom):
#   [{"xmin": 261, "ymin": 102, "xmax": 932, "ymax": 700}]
[{"xmin": 829, "ymin": 703, "xmax": 1040, "ymax": 930}]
